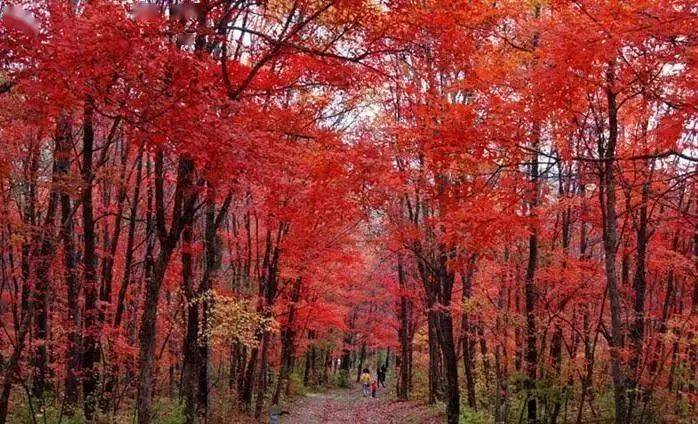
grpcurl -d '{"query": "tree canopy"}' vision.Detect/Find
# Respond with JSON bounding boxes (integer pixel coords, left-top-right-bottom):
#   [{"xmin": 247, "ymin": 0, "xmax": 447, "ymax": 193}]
[{"xmin": 0, "ymin": 1, "xmax": 695, "ymax": 423}]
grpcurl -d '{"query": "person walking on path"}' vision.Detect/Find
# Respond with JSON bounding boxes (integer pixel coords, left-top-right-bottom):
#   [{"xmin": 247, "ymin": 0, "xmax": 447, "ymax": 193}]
[
  {"xmin": 377, "ymin": 366, "xmax": 386, "ymax": 388},
  {"xmin": 360, "ymin": 368, "xmax": 372, "ymax": 397}
]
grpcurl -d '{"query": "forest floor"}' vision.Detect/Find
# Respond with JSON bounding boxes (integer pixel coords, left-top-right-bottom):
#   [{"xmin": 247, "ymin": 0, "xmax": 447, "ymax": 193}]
[{"xmin": 279, "ymin": 384, "xmax": 444, "ymax": 424}]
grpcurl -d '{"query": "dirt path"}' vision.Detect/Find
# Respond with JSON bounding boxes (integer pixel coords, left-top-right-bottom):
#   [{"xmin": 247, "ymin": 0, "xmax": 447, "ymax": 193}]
[{"xmin": 280, "ymin": 384, "xmax": 444, "ymax": 424}]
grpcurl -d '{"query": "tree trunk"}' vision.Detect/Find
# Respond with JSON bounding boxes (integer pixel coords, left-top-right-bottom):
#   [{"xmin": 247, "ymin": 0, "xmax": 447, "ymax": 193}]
[
  {"xmin": 549, "ymin": 325, "xmax": 563, "ymax": 424},
  {"xmin": 397, "ymin": 255, "xmax": 411, "ymax": 401},
  {"xmin": 254, "ymin": 331, "xmax": 271, "ymax": 418},
  {"xmin": 81, "ymin": 98, "xmax": 100, "ymax": 418},
  {"xmin": 524, "ymin": 126, "xmax": 540, "ymax": 423},
  {"xmin": 355, "ymin": 343, "xmax": 366, "ymax": 383},
  {"xmin": 181, "ymin": 224, "xmax": 198, "ymax": 424},
  {"xmin": 460, "ymin": 257, "xmax": 477, "ymax": 409},
  {"xmin": 435, "ymin": 261, "xmax": 459, "ymax": 424},
  {"xmin": 600, "ymin": 64, "xmax": 628, "ymax": 424},
  {"xmin": 31, "ymin": 141, "xmax": 54, "ymax": 400},
  {"xmin": 0, "ymin": 291, "xmax": 31, "ymax": 424},
  {"xmin": 113, "ymin": 149, "xmax": 144, "ymax": 328},
  {"xmin": 136, "ymin": 155, "xmax": 196, "ymax": 424},
  {"xmin": 427, "ymin": 310, "xmax": 440, "ymax": 405},
  {"xmin": 477, "ymin": 321, "xmax": 491, "ymax": 384},
  {"xmin": 627, "ymin": 162, "xmax": 651, "ymax": 418},
  {"xmin": 494, "ymin": 251, "xmax": 510, "ymax": 424},
  {"xmin": 322, "ymin": 349, "xmax": 331, "ymax": 384},
  {"xmin": 56, "ymin": 114, "xmax": 81, "ymax": 412},
  {"xmin": 550, "ymin": 163, "xmax": 572, "ymax": 424},
  {"xmin": 240, "ymin": 348, "xmax": 258, "ymax": 411},
  {"xmin": 253, "ymin": 226, "xmax": 283, "ymax": 418},
  {"xmin": 103, "ymin": 149, "xmax": 143, "ymax": 412},
  {"xmin": 273, "ymin": 277, "xmax": 301, "ymax": 404},
  {"xmin": 303, "ymin": 345, "xmax": 313, "ymax": 386},
  {"xmin": 99, "ymin": 137, "xmax": 129, "ymax": 325}
]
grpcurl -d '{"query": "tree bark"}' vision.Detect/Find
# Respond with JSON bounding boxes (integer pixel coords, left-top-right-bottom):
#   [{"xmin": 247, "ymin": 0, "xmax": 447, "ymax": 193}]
[
  {"xmin": 240, "ymin": 348, "xmax": 257, "ymax": 411},
  {"xmin": 435, "ymin": 257, "xmax": 459, "ymax": 424},
  {"xmin": 627, "ymin": 160, "xmax": 651, "ymax": 418},
  {"xmin": 56, "ymin": 114, "xmax": 81, "ymax": 412},
  {"xmin": 31, "ymin": 141, "xmax": 54, "ymax": 400},
  {"xmin": 427, "ymin": 309, "xmax": 440, "ymax": 405},
  {"xmin": 0, "ymin": 288, "xmax": 32, "ymax": 424},
  {"xmin": 355, "ymin": 343, "xmax": 366, "ymax": 383},
  {"xmin": 524, "ymin": 124, "xmax": 541, "ymax": 423},
  {"xmin": 81, "ymin": 98, "xmax": 100, "ymax": 418},
  {"xmin": 181, "ymin": 224, "xmax": 198, "ymax": 424},
  {"xmin": 273, "ymin": 277, "xmax": 301, "ymax": 404},
  {"xmin": 397, "ymin": 255, "xmax": 411, "ymax": 401},
  {"xmin": 460, "ymin": 256, "xmax": 477, "ymax": 409},
  {"xmin": 600, "ymin": 63, "xmax": 628, "ymax": 424},
  {"xmin": 136, "ymin": 155, "xmax": 196, "ymax": 424}
]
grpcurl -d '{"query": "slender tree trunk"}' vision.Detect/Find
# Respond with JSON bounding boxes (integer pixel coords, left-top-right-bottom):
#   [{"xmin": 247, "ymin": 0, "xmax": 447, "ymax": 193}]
[
  {"xmin": 524, "ymin": 126, "xmax": 540, "ymax": 423},
  {"xmin": 435, "ymin": 260, "xmax": 459, "ymax": 424},
  {"xmin": 97, "ymin": 139, "xmax": 131, "ymax": 411},
  {"xmin": 137, "ymin": 248, "xmax": 177, "ymax": 423},
  {"xmin": 355, "ymin": 343, "xmax": 366, "ymax": 383},
  {"xmin": 56, "ymin": 114, "xmax": 81, "ymax": 412},
  {"xmin": 181, "ymin": 224, "xmax": 198, "ymax": 424},
  {"xmin": 627, "ymin": 162, "xmax": 651, "ymax": 418},
  {"xmin": 273, "ymin": 277, "xmax": 301, "ymax": 404},
  {"xmin": 235, "ymin": 345, "xmax": 248, "ymax": 400},
  {"xmin": 600, "ymin": 64, "xmax": 628, "ymax": 424},
  {"xmin": 61, "ymin": 201, "xmax": 81, "ymax": 409},
  {"xmin": 304, "ymin": 342, "xmax": 313, "ymax": 386},
  {"xmin": 323, "ymin": 349, "xmax": 331, "ymax": 384},
  {"xmin": 0, "ymin": 289, "xmax": 31, "ymax": 424},
  {"xmin": 397, "ymin": 255, "xmax": 411, "ymax": 401},
  {"xmin": 575, "ymin": 185, "xmax": 594, "ymax": 424},
  {"xmin": 427, "ymin": 309, "xmax": 440, "ymax": 405},
  {"xmin": 82, "ymin": 98, "xmax": 100, "ymax": 418},
  {"xmin": 460, "ymin": 257, "xmax": 477, "ymax": 409},
  {"xmin": 229, "ymin": 343, "xmax": 239, "ymax": 390},
  {"xmin": 494, "ymin": 250, "xmax": 510, "ymax": 424},
  {"xmin": 549, "ymin": 325, "xmax": 563, "ymax": 424},
  {"xmin": 241, "ymin": 348, "xmax": 258, "ymax": 411},
  {"xmin": 102, "ymin": 150, "xmax": 144, "ymax": 412},
  {"xmin": 477, "ymin": 320, "xmax": 491, "ymax": 385},
  {"xmin": 31, "ymin": 142, "xmax": 53, "ymax": 400},
  {"xmin": 550, "ymin": 164, "xmax": 572, "ymax": 424},
  {"xmin": 113, "ymin": 149, "xmax": 144, "ymax": 328},
  {"xmin": 253, "ymin": 227, "xmax": 283, "ymax": 418},
  {"xmin": 137, "ymin": 155, "xmax": 196, "ymax": 424},
  {"xmin": 254, "ymin": 331, "xmax": 271, "ymax": 418},
  {"xmin": 100, "ymin": 138, "xmax": 130, "ymax": 323},
  {"xmin": 196, "ymin": 194, "xmax": 221, "ymax": 419}
]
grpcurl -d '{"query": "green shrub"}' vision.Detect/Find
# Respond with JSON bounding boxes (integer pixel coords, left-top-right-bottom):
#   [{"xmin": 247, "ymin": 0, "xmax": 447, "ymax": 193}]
[
  {"xmin": 288, "ymin": 371, "xmax": 309, "ymax": 396},
  {"xmin": 152, "ymin": 398, "xmax": 186, "ymax": 424},
  {"xmin": 6, "ymin": 392, "xmax": 86, "ymax": 424},
  {"xmin": 459, "ymin": 408, "xmax": 487, "ymax": 424},
  {"xmin": 333, "ymin": 370, "xmax": 350, "ymax": 388}
]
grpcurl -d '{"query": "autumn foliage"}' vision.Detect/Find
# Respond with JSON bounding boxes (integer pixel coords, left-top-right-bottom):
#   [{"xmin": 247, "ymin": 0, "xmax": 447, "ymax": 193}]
[{"xmin": 0, "ymin": 1, "xmax": 695, "ymax": 423}]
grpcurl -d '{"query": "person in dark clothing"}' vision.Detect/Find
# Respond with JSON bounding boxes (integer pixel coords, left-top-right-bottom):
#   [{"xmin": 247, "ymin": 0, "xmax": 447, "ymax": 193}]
[{"xmin": 377, "ymin": 366, "xmax": 386, "ymax": 388}]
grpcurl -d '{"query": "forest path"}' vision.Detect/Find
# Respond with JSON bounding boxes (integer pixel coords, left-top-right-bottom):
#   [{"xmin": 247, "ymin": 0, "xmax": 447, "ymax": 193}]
[{"xmin": 280, "ymin": 383, "xmax": 443, "ymax": 424}]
